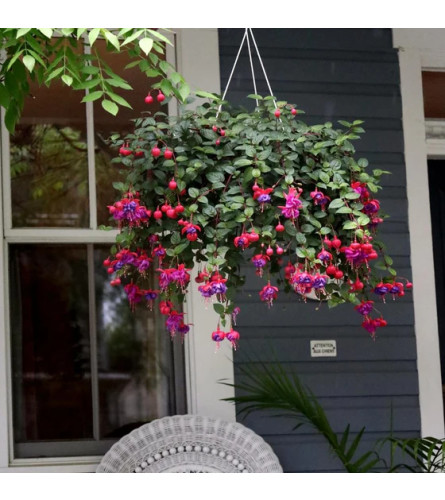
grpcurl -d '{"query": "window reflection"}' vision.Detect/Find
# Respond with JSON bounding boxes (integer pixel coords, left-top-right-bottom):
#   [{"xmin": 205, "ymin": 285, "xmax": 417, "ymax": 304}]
[
  {"xmin": 10, "ymin": 244, "xmax": 92, "ymax": 449},
  {"xmin": 10, "ymin": 79, "xmax": 89, "ymax": 228},
  {"xmin": 10, "ymin": 243, "xmax": 185, "ymax": 458},
  {"xmin": 95, "ymin": 246, "xmax": 183, "ymax": 439}
]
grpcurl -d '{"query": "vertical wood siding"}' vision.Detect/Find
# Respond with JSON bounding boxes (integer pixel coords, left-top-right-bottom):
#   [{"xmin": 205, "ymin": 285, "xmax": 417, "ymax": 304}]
[{"xmin": 218, "ymin": 28, "xmax": 419, "ymax": 472}]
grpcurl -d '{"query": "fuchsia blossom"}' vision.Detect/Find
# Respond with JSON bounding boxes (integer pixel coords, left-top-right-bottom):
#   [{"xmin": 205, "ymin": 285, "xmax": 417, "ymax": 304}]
[
  {"xmin": 361, "ymin": 317, "xmax": 387, "ymax": 339},
  {"xmin": 136, "ymin": 252, "xmax": 152, "ymax": 272},
  {"xmin": 157, "ymin": 265, "xmax": 191, "ymax": 290},
  {"xmin": 259, "ymin": 284, "xmax": 279, "ymax": 307},
  {"xmin": 108, "ymin": 194, "xmax": 151, "ymax": 227},
  {"xmin": 342, "ymin": 242, "xmax": 378, "ymax": 267},
  {"xmin": 124, "ymin": 283, "xmax": 143, "ymax": 310},
  {"xmin": 251, "ymin": 254, "xmax": 269, "ymax": 277},
  {"xmin": 363, "ymin": 200, "xmax": 380, "ymax": 215},
  {"xmin": 253, "ymin": 186, "xmax": 274, "ymax": 211},
  {"xmin": 351, "ymin": 182, "xmax": 370, "ymax": 200},
  {"xmin": 279, "ymin": 187, "xmax": 303, "ymax": 219},
  {"xmin": 355, "ymin": 300, "xmax": 374, "ymax": 316},
  {"xmin": 211, "ymin": 327, "xmax": 226, "ymax": 347},
  {"xmin": 152, "ymin": 245, "xmax": 166, "ymax": 261},
  {"xmin": 181, "ymin": 222, "xmax": 201, "ymax": 242},
  {"xmin": 317, "ymin": 249, "xmax": 332, "ymax": 263},
  {"xmin": 310, "ymin": 188, "xmax": 330, "ymax": 208},
  {"xmin": 234, "ymin": 232, "xmax": 251, "ymax": 250},
  {"xmin": 232, "ymin": 307, "xmax": 241, "ymax": 325},
  {"xmin": 227, "ymin": 329, "xmax": 240, "ymax": 349},
  {"xmin": 143, "ymin": 289, "xmax": 158, "ymax": 310},
  {"xmin": 165, "ymin": 311, "xmax": 185, "ymax": 336},
  {"xmin": 171, "ymin": 264, "xmax": 191, "ymax": 289}
]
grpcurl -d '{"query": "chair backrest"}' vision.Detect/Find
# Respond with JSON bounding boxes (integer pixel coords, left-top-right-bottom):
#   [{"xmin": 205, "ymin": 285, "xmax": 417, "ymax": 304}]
[{"xmin": 96, "ymin": 414, "xmax": 283, "ymax": 473}]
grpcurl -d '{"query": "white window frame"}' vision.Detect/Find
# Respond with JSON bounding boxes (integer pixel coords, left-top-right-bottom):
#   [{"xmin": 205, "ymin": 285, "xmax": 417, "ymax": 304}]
[
  {"xmin": 0, "ymin": 28, "xmax": 235, "ymax": 473},
  {"xmin": 393, "ymin": 28, "xmax": 445, "ymax": 438}
]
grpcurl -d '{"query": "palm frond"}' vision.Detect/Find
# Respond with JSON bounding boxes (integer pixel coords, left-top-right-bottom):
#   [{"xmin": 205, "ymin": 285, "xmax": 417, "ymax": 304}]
[{"xmin": 223, "ymin": 362, "xmax": 384, "ymax": 472}]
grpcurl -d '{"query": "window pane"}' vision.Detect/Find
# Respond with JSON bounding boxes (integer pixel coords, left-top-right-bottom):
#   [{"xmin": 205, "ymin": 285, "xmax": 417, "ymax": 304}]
[
  {"xmin": 93, "ymin": 39, "xmax": 164, "ymax": 227},
  {"xmin": 10, "ymin": 244, "xmax": 93, "ymax": 457},
  {"xmin": 9, "ymin": 243, "xmax": 186, "ymax": 458},
  {"xmin": 10, "ymin": 77, "xmax": 89, "ymax": 227},
  {"xmin": 422, "ymin": 71, "xmax": 445, "ymax": 119},
  {"xmin": 94, "ymin": 246, "xmax": 186, "ymax": 439}
]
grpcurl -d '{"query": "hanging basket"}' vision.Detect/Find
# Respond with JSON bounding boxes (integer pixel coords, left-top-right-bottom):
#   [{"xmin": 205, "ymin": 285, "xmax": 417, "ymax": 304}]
[{"xmin": 104, "ymin": 29, "xmax": 412, "ymax": 347}]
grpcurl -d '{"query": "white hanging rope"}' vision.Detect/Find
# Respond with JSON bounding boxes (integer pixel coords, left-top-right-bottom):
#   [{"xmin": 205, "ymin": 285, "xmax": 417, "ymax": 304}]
[
  {"xmin": 245, "ymin": 30, "xmax": 258, "ymax": 108},
  {"xmin": 216, "ymin": 28, "xmax": 278, "ymax": 119},
  {"xmin": 216, "ymin": 29, "xmax": 248, "ymax": 119},
  {"xmin": 248, "ymin": 28, "xmax": 278, "ymax": 110}
]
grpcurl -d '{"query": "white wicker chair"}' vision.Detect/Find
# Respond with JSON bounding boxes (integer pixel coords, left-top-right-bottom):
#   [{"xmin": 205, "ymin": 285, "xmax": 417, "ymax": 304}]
[{"xmin": 96, "ymin": 414, "xmax": 283, "ymax": 473}]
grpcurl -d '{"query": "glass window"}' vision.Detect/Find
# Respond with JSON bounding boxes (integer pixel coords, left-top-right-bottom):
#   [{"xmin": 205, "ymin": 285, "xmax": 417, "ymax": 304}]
[
  {"xmin": 10, "ymin": 77, "xmax": 89, "ymax": 228},
  {"xmin": 422, "ymin": 71, "xmax": 445, "ymax": 119},
  {"xmin": 4, "ymin": 37, "xmax": 186, "ymax": 461}
]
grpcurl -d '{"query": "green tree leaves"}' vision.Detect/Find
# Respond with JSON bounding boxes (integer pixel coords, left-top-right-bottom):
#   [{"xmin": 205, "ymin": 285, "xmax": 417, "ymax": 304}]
[{"xmin": 0, "ymin": 28, "xmax": 190, "ymax": 133}]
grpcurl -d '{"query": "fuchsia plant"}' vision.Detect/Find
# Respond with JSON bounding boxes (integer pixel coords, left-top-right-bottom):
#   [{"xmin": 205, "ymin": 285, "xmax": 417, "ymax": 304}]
[{"xmin": 104, "ymin": 92, "xmax": 412, "ymax": 347}]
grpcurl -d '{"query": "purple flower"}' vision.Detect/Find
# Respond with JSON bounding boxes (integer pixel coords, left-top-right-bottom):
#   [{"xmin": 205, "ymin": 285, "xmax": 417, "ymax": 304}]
[
  {"xmin": 355, "ymin": 301, "xmax": 374, "ymax": 316},
  {"xmin": 257, "ymin": 193, "xmax": 271, "ymax": 203},
  {"xmin": 313, "ymin": 276, "xmax": 327, "ymax": 289},
  {"xmin": 211, "ymin": 282, "xmax": 227, "ymax": 295}
]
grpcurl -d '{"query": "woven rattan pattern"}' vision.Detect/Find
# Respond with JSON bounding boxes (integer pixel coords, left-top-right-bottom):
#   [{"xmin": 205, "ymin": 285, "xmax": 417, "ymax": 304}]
[{"xmin": 96, "ymin": 415, "xmax": 283, "ymax": 473}]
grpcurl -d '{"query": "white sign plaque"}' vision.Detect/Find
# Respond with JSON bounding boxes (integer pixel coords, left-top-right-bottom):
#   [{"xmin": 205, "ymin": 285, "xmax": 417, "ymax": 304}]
[{"xmin": 310, "ymin": 340, "xmax": 337, "ymax": 357}]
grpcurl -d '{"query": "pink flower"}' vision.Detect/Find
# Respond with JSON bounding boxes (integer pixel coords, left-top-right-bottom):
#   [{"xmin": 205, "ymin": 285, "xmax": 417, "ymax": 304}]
[
  {"xmin": 279, "ymin": 187, "xmax": 302, "ymax": 219},
  {"xmin": 259, "ymin": 284, "xmax": 279, "ymax": 307}
]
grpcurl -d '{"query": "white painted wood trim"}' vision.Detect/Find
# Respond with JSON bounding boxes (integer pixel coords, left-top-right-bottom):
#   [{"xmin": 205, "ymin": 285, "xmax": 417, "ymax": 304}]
[
  {"xmin": 174, "ymin": 29, "xmax": 236, "ymax": 422},
  {"xmin": 0, "ymin": 108, "xmax": 9, "ymax": 468},
  {"xmin": 394, "ymin": 29, "xmax": 445, "ymax": 438}
]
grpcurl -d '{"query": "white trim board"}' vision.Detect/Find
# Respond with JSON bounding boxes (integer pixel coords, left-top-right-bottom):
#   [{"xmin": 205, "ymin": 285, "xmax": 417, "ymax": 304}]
[
  {"xmin": 393, "ymin": 28, "xmax": 445, "ymax": 438},
  {"xmin": 175, "ymin": 29, "xmax": 236, "ymax": 422}
]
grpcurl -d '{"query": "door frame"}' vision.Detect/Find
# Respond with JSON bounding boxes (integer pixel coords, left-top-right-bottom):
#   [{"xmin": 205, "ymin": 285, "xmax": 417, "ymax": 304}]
[{"xmin": 393, "ymin": 28, "xmax": 445, "ymax": 438}]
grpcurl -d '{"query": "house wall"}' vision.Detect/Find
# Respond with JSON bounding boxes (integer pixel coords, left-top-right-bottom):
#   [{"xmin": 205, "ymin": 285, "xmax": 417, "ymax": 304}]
[{"xmin": 218, "ymin": 28, "xmax": 419, "ymax": 472}]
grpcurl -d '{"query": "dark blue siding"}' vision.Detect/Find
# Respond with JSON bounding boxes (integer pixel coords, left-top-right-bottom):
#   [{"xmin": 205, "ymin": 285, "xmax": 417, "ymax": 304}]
[{"xmin": 218, "ymin": 28, "xmax": 419, "ymax": 473}]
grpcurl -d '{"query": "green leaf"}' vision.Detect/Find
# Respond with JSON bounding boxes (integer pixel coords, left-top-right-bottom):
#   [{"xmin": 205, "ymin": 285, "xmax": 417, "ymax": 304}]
[
  {"xmin": 319, "ymin": 172, "xmax": 330, "ymax": 183},
  {"xmin": 45, "ymin": 66, "xmax": 64, "ymax": 82},
  {"xmin": 39, "ymin": 28, "xmax": 53, "ymax": 39},
  {"xmin": 139, "ymin": 37, "xmax": 154, "ymax": 55},
  {"xmin": 328, "ymin": 198, "xmax": 345, "ymax": 210},
  {"xmin": 234, "ymin": 159, "xmax": 252, "ymax": 167},
  {"xmin": 357, "ymin": 215, "xmax": 370, "ymax": 226},
  {"xmin": 188, "ymin": 188, "xmax": 200, "ymax": 198},
  {"xmin": 174, "ymin": 241, "xmax": 190, "ymax": 255},
  {"xmin": 195, "ymin": 90, "xmax": 219, "ymax": 100},
  {"xmin": 345, "ymin": 191, "xmax": 360, "ymax": 200},
  {"xmin": 16, "ymin": 28, "xmax": 31, "ymax": 38},
  {"xmin": 0, "ymin": 85, "xmax": 10, "ymax": 108},
  {"xmin": 22, "ymin": 54, "xmax": 35, "ymax": 73},
  {"xmin": 61, "ymin": 74, "xmax": 73, "ymax": 86},
  {"xmin": 146, "ymin": 29, "xmax": 173, "ymax": 46},
  {"xmin": 101, "ymin": 99, "xmax": 119, "ymax": 116},
  {"xmin": 336, "ymin": 206, "xmax": 352, "ymax": 214},
  {"xmin": 104, "ymin": 30, "xmax": 120, "ymax": 51},
  {"xmin": 107, "ymin": 91, "xmax": 132, "ymax": 108},
  {"xmin": 81, "ymin": 90, "xmax": 103, "ymax": 102},
  {"xmin": 178, "ymin": 83, "xmax": 190, "ymax": 102},
  {"xmin": 88, "ymin": 28, "xmax": 100, "ymax": 46},
  {"xmin": 121, "ymin": 29, "xmax": 145, "ymax": 46},
  {"xmin": 343, "ymin": 221, "xmax": 358, "ymax": 230},
  {"xmin": 213, "ymin": 303, "xmax": 225, "ymax": 315},
  {"xmin": 296, "ymin": 232, "xmax": 306, "ymax": 244}
]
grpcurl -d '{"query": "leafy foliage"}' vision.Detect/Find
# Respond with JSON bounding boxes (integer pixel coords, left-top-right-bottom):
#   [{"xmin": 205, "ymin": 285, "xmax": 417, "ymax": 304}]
[
  {"xmin": 0, "ymin": 28, "xmax": 190, "ymax": 132},
  {"xmin": 106, "ymin": 94, "xmax": 409, "ymax": 342},
  {"xmin": 223, "ymin": 362, "xmax": 383, "ymax": 472},
  {"xmin": 384, "ymin": 436, "xmax": 445, "ymax": 472}
]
